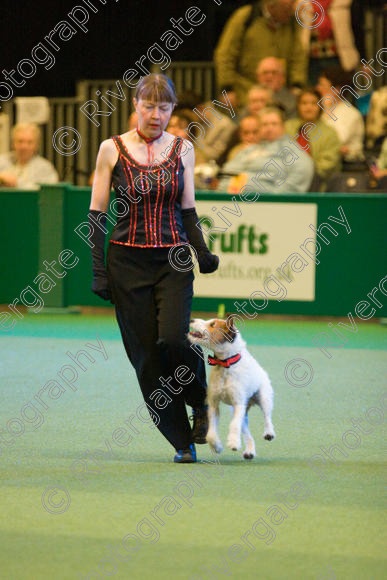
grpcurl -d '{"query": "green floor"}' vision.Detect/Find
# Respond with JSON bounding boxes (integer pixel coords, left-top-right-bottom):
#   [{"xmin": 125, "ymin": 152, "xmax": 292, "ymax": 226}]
[{"xmin": 1, "ymin": 315, "xmax": 386, "ymax": 580}]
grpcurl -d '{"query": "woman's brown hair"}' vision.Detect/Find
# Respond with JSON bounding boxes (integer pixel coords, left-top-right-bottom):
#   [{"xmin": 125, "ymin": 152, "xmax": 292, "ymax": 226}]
[
  {"xmin": 135, "ymin": 73, "xmax": 178, "ymax": 105},
  {"xmin": 297, "ymin": 88, "xmax": 322, "ymax": 118}
]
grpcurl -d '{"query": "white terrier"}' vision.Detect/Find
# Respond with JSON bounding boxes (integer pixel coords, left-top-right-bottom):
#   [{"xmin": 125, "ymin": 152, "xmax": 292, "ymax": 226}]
[{"xmin": 187, "ymin": 317, "xmax": 275, "ymax": 459}]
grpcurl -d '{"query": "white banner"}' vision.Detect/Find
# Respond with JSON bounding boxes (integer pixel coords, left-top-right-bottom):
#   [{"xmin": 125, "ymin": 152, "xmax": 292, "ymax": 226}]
[
  {"xmin": 193, "ymin": 201, "xmax": 318, "ymax": 302},
  {"xmin": 15, "ymin": 97, "xmax": 50, "ymax": 124}
]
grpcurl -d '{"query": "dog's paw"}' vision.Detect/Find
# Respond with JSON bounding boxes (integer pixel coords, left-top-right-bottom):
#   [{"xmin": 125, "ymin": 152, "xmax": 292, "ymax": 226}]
[
  {"xmin": 243, "ymin": 452, "xmax": 255, "ymax": 460},
  {"xmin": 207, "ymin": 436, "xmax": 223, "ymax": 454},
  {"xmin": 227, "ymin": 436, "xmax": 241, "ymax": 451},
  {"xmin": 263, "ymin": 431, "xmax": 275, "ymax": 441}
]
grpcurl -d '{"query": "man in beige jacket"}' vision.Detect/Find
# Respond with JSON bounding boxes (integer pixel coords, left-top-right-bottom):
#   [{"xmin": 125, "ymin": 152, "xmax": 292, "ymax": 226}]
[{"xmin": 214, "ymin": 0, "xmax": 308, "ymax": 106}]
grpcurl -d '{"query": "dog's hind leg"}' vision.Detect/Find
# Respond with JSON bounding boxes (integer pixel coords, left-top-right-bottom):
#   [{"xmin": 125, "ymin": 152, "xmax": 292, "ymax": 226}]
[
  {"xmin": 257, "ymin": 383, "xmax": 276, "ymax": 441},
  {"xmin": 227, "ymin": 404, "xmax": 246, "ymax": 451},
  {"xmin": 241, "ymin": 413, "xmax": 256, "ymax": 460},
  {"xmin": 206, "ymin": 402, "xmax": 223, "ymax": 454}
]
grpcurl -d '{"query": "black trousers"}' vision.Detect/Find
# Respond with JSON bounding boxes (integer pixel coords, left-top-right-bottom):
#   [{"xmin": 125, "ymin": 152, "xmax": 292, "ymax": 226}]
[{"xmin": 106, "ymin": 242, "xmax": 207, "ymax": 450}]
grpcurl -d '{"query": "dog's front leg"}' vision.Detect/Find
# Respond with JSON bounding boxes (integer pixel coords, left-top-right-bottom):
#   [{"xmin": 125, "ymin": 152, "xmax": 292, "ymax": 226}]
[
  {"xmin": 206, "ymin": 401, "xmax": 223, "ymax": 454},
  {"xmin": 227, "ymin": 404, "xmax": 246, "ymax": 451}
]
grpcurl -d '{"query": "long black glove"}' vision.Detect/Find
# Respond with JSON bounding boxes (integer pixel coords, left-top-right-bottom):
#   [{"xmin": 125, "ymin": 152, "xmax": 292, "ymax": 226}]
[
  {"xmin": 89, "ymin": 209, "xmax": 112, "ymax": 301},
  {"xmin": 181, "ymin": 207, "xmax": 219, "ymax": 274}
]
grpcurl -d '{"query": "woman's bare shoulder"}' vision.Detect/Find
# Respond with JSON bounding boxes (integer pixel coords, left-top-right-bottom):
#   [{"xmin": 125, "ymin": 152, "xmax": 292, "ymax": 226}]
[
  {"xmin": 97, "ymin": 138, "xmax": 119, "ymax": 168},
  {"xmin": 178, "ymin": 138, "xmax": 195, "ymax": 168},
  {"xmin": 117, "ymin": 129, "xmax": 136, "ymax": 144}
]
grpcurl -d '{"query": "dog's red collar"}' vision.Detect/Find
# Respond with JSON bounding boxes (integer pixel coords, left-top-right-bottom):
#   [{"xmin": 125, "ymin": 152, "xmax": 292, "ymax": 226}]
[{"xmin": 207, "ymin": 353, "xmax": 242, "ymax": 367}]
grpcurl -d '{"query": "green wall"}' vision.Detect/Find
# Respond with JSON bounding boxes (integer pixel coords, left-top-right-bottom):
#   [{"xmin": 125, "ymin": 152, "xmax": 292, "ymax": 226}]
[{"xmin": 0, "ymin": 184, "xmax": 386, "ymax": 317}]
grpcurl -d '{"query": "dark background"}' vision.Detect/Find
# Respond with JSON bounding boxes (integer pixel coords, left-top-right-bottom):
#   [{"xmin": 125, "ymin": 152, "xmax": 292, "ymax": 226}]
[
  {"xmin": 1, "ymin": 0, "xmax": 243, "ymax": 98},
  {"xmin": 0, "ymin": 0, "xmax": 382, "ymax": 99}
]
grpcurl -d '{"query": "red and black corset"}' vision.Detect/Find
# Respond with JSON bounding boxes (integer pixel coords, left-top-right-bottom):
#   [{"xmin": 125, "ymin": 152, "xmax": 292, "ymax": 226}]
[{"xmin": 109, "ymin": 135, "xmax": 189, "ymax": 248}]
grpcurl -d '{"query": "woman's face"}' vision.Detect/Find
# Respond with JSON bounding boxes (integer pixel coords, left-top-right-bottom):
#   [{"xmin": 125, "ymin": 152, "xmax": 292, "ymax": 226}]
[
  {"xmin": 298, "ymin": 93, "xmax": 320, "ymax": 122},
  {"xmin": 316, "ymin": 76, "xmax": 332, "ymax": 98},
  {"xmin": 134, "ymin": 98, "xmax": 174, "ymax": 137}
]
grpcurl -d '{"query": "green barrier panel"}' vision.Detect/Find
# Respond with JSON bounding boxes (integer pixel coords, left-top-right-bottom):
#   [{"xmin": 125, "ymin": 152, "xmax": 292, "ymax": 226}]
[
  {"xmin": 1, "ymin": 185, "xmax": 386, "ymax": 317},
  {"xmin": 0, "ymin": 189, "xmax": 39, "ymax": 303},
  {"xmin": 38, "ymin": 184, "xmax": 67, "ymax": 307}
]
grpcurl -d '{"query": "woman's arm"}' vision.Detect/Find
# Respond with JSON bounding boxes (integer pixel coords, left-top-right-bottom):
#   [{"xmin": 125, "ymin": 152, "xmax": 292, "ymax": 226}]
[
  {"xmin": 180, "ymin": 140, "xmax": 196, "ymax": 209},
  {"xmin": 90, "ymin": 139, "xmax": 118, "ymax": 210},
  {"xmin": 89, "ymin": 139, "xmax": 118, "ymax": 301},
  {"xmin": 180, "ymin": 139, "xmax": 219, "ymax": 274}
]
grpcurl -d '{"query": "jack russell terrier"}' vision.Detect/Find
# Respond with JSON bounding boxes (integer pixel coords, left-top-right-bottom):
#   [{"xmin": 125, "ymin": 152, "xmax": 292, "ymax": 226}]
[{"xmin": 187, "ymin": 317, "xmax": 275, "ymax": 459}]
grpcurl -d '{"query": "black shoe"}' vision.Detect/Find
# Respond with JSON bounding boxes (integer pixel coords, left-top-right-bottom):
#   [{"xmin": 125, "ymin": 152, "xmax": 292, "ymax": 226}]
[
  {"xmin": 190, "ymin": 406, "xmax": 208, "ymax": 444},
  {"xmin": 174, "ymin": 443, "xmax": 197, "ymax": 463}
]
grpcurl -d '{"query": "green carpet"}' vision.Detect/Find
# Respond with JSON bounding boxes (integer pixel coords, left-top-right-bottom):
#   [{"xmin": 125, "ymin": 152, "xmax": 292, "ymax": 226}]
[{"xmin": 1, "ymin": 315, "xmax": 386, "ymax": 580}]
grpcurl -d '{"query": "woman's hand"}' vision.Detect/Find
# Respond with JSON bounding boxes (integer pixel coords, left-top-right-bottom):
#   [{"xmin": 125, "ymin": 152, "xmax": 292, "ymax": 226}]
[
  {"xmin": 197, "ymin": 251, "xmax": 219, "ymax": 274},
  {"xmin": 91, "ymin": 275, "xmax": 112, "ymax": 302}
]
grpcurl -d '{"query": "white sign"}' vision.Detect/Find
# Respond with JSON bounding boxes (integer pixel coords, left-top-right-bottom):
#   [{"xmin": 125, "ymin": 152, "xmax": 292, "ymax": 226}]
[
  {"xmin": 193, "ymin": 201, "xmax": 318, "ymax": 301},
  {"xmin": 15, "ymin": 97, "xmax": 50, "ymax": 124}
]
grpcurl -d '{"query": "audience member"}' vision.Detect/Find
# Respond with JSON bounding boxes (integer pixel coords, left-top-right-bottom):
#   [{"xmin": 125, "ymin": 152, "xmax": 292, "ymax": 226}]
[
  {"xmin": 256, "ymin": 57, "xmax": 297, "ymax": 119},
  {"xmin": 194, "ymin": 91, "xmax": 237, "ymax": 164},
  {"xmin": 0, "ymin": 123, "xmax": 58, "ymax": 189},
  {"xmin": 297, "ymin": 0, "xmax": 359, "ymax": 85},
  {"xmin": 214, "ymin": 0, "xmax": 307, "ymax": 105},
  {"xmin": 245, "ymin": 85, "xmax": 272, "ymax": 117},
  {"xmin": 371, "ymin": 137, "xmax": 387, "ymax": 183},
  {"xmin": 176, "ymin": 89, "xmax": 203, "ymax": 111},
  {"xmin": 316, "ymin": 66, "xmax": 365, "ymax": 161},
  {"xmin": 285, "ymin": 88, "xmax": 341, "ymax": 188},
  {"xmin": 227, "ymin": 116, "xmax": 261, "ymax": 161},
  {"xmin": 366, "ymin": 86, "xmax": 387, "ymax": 150},
  {"xmin": 220, "ymin": 86, "xmax": 270, "ymax": 162},
  {"xmin": 168, "ymin": 110, "xmax": 194, "ymax": 138},
  {"xmin": 217, "ymin": 106, "xmax": 314, "ymax": 193}
]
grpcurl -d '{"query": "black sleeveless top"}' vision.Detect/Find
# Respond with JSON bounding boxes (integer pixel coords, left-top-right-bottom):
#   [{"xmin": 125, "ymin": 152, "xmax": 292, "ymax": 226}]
[{"xmin": 109, "ymin": 135, "xmax": 189, "ymax": 248}]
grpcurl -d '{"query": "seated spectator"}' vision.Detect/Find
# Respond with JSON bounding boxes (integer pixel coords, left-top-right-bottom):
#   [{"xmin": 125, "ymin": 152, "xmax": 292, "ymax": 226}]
[
  {"xmin": 0, "ymin": 123, "xmax": 58, "ymax": 189},
  {"xmin": 217, "ymin": 106, "xmax": 314, "ymax": 193},
  {"xmin": 316, "ymin": 66, "xmax": 365, "ymax": 162},
  {"xmin": 239, "ymin": 85, "xmax": 272, "ymax": 119},
  {"xmin": 218, "ymin": 85, "xmax": 239, "ymax": 116},
  {"xmin": 285, "ymin": 88, "xmax": 341, "ymax": 188},
  {"xmin": 371, "ymin": 137, "xmax": 387, "ymax": 184},
  {"xmin": 216, "ymin": 87, "xmax": 265, "ymax": 163},
  {"xmin": 256, "ymin": 57, "xmax": 297, "ymax": 119},
  {"xmin": 366, "ymin": 86, "xmax": 387, "ymax": 150},
  {"xmin": 194, "ymin": 91, "xmax": 237, "ymax": 164},
  {"xmin": 167, "ymin": 109, "xmax": 194, "ymax": 138},
  {"xmin": 176, "ymin": 89, "xmax": 203, "ymax": 111},
  {"xmin": 227, "ymin": 116, "xmax": 261, "ymax": 161}
]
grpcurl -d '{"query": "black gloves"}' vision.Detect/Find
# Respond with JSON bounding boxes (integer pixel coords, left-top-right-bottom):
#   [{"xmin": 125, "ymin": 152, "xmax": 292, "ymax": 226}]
[
  {"xmin": 89, "ymin": 209, "xmax": 112, "ymax": 302},
  {"xmin": 181, "ymin": 207, "xmax": 219, "ymax": 274}
]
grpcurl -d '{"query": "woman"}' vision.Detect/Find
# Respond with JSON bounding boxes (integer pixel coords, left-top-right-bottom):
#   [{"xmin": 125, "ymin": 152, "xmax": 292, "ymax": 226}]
[
  {"xmin": 315, "ymin": 67, "xmax": 364, "ymax": 162},
  {"xmin": 88, "ymin": 74, "xmax": 219, "ymax": 463},
  {"xmin": 285, "ymin": 88, "xmax": 341, "ymax": 190}
]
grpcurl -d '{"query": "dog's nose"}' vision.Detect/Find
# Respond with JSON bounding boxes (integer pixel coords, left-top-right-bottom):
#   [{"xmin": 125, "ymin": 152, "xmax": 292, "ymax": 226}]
[{"xmin": 190, "ymin": 319, "xmax": 195, "ymax": 323}]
